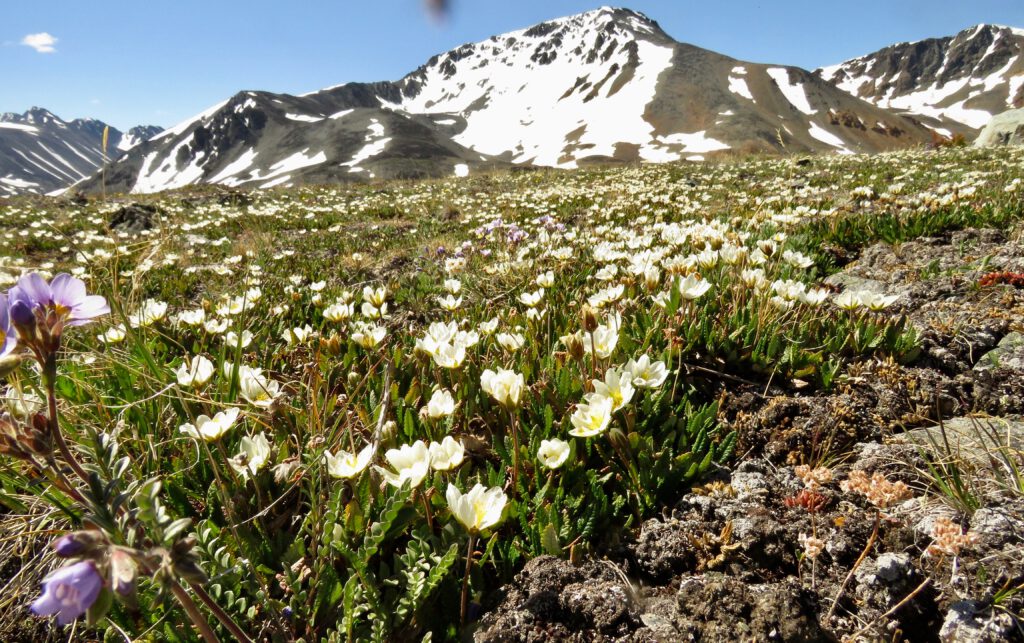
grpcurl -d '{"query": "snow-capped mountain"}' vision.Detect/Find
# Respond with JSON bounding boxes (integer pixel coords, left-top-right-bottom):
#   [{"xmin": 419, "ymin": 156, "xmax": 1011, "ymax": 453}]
[
  {"xmin": 86, "ymin": 7, "xmax": 933, "ymax": 195},
  {"xmin": 816, "ymin": 24, "xmax": 1024, "ymax": 135},
  {"xmin": 0, "ymin": 108, "xmax": 162, "ymax": 197}
]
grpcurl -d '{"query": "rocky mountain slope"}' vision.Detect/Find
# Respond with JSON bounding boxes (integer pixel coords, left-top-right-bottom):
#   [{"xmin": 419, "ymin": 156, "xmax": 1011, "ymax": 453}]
[
  {"xmin": 817, "ymin": 24, "xmax": 1024, "ymax": 136},
  {"xmin": 0, "ymin": 108, "xmax": 161, "ymax": 197},
  {"xmin": 83, "ymin": 7, "xmax": 934, "ymax": 195}
]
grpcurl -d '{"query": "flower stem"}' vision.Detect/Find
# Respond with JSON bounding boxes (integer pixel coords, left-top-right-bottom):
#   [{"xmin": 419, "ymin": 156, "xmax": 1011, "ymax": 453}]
[
  {"xmin": 827, "ymin": 509, "xmax": 880, "ymax": 621},
  {"xmin": 46, "ymin": 381, "xmax": 89, "ymax": 487},
  {"xmin": 170, "ymin": 581, "xmax": 220, "ymax": 643},
  {"xmin": 460, "ymin": 533, "xmax": 476, "ymax": 627},
  {"xmin": 509, "ymin": 410, "xmax": 520, "ymax": 492},
  {"xmin": 189, "ymin": 581, "xmax": 255, "ymax": 643}
]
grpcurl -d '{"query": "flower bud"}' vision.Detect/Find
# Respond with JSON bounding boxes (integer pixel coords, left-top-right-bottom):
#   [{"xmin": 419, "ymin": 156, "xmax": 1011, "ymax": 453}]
[
  {"xmin": 607, "ymin": 427, "xmax": 631, "ymax": 457},
  {"xmin": 109, "ymin": 548, "xmax": 138, "ymax": 595},
  {"xmin": 10, "ymin": 301, "xmax": 37, "ymax": 338},
  {"xmin": 580, "ymin": 304, "xmax": 599, "ymax": 333},
  {"xmin": 52, "ymin": 530, "xmax": 107, "ymax": 558},
  {"xmin": 381, "ymin": 420, "xmax": 397, "ymax": 444},
  {"xmin": 0, "ymin": 355, "xmax": 22, "ymax": 379}
]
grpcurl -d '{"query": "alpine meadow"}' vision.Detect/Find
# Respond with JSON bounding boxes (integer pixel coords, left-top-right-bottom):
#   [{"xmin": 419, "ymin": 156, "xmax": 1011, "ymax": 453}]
[{"xmin": 2, "ymin": 4, "xmax": 1024, "ymax": 642}]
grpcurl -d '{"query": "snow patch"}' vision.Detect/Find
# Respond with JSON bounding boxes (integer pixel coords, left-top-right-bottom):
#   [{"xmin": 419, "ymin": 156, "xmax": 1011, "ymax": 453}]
[
  {"xmin": 329, "ymin": 109, "xmax": 354, "ymax": 120},
  {"xmin": 286, "ymin": 114, "xmax": 324, "ymax": 123},
  {"xmin": 0, "ymin": 122, "xmax": 39, "ymax": 134},
  {"xmin": 767, "ymin": 68, "xmax": 817, "ymax": 115},
  {"xmin": 209, "ymin": 149, "xmax": 260, "ymax": 185},
  {"xmin": 807, "ymin": 122, "xmax": 852, "ymax": 153},
  {"xmin": 728, "ymin": 74, "xmax": 754, "ymax": 101},
  {"xmin": 343, "ymin": 120, "xmax": 390, "ymax": 167},
  {"xmin": 454, "ymin": 163, "xmax": 469, "ymax": 177}
]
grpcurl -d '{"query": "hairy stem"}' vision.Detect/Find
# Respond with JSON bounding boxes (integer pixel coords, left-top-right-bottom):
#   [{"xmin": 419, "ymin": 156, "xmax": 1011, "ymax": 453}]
[
  {"xmin": 189, "ymin": 581, "xmax": 255, "ymax": 643},
  {"xmin": 170, "ymin": 581, "xmax": 220, "ymax": 643}
]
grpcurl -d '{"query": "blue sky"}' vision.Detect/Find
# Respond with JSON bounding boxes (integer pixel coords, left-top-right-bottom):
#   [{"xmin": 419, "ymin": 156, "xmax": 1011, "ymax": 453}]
[{"xmin": 3, "ymin": 1, "xmax": 1023, "ymax": 131}]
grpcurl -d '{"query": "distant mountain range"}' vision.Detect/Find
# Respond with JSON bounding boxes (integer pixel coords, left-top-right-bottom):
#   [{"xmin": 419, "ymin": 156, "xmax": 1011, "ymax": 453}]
[
  {"xmin": 816, "ymin": 23, "xmax": 1024, "ymax": 136},
  {"xmin": 2, "ymin": 7, "xmax": 1021, "ymax": 197},
  {"xmin": 0, "ymin": 108, "xmax": 161, "ymax": 197}
]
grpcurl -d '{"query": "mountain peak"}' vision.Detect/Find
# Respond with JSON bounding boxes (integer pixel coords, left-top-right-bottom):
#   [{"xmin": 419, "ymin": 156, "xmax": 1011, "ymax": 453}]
[{"xmin": 817, "ymin": 22, "xmax": 1024, "ymax": 130}]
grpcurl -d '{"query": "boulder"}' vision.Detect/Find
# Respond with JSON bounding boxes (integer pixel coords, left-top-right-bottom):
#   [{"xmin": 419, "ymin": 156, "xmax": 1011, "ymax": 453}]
[{"xmin": 974, "ymin": 108, "xmax": 1024, "ymax": 147}]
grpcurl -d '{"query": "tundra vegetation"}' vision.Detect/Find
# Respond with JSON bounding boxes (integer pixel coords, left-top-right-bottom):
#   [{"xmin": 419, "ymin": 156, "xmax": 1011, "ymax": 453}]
[{"xmin": 0, "ymin": 146, "xmax": 1022, "ymax": 641}]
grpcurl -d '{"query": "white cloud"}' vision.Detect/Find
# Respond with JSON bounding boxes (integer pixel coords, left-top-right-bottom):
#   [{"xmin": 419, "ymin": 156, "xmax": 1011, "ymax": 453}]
[{"xmin": 21, "ymin": 33, "xmax": 57, "ymax": 54}]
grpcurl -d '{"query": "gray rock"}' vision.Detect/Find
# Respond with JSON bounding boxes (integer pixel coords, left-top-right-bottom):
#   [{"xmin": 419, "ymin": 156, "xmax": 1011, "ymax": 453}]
[
  {"xmin": 975, "ymin": 332, "xmax": 1024, "ymax": 372},
  {"xmin": 897, "ymin": 417, "xmax": 1024, "ymax": 466},
  {"xmin": 824, "ymin": 271, "xmax": 892, "ymax": 293},
  {"xmin": 855, "ymin": 552, "xmax": 913, "ymax": 587},
  {"xmin": 974, "ymin": 107, "xmax": 1024, "ymax": 147},
  {"xmin": 940, "ymin": 600, "xmax": 1017, "ymax": 642}
]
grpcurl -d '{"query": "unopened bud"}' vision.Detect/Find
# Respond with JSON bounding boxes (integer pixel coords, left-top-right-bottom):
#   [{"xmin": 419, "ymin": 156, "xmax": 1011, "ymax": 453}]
[
  {"xmin": 10, "ymin": 301, "xmax": 36, "ymax": 338},
  {"xmin": 581, "ymin": 304, "xmax": 599, "ymax": 333},
  {"xmin": 607, "ymin": 427, "xmax": 631, "ymax": 457},
  {"xmin": 380, "ymin": 420, "xmax": 397, "ymax": 443},
  {"xmin": 0, "ymin": 355, "xmax": 22, "ymax": 379},
  {"xmin": 53, "ymin": 530, "xmax": 108, "ymax": 558}
]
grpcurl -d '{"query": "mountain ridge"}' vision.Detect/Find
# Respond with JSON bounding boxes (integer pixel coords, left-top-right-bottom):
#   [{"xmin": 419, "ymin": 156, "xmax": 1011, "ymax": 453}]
[
  {"xmin": 0, "ymin": 107, "xmax": 162, "ymax": 197},
  {"xmin": 79, "ymin": 6, "xmax": 935, "ymax": 195},
  {"xmin": 816, "ymin": 23, "xmax": 1024, "ymax": 134}
]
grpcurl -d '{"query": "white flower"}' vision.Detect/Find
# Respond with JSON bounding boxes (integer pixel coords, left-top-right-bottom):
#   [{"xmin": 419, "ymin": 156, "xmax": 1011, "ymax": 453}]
[
  {"xmin": 4, "ymin": 387, "xmax": 43, "ymax": 418},
  {"xmin": 352, "ymin": 323, "xmax": 386, "ymax": 348},
  {"xmin": 362, "ymin": 285, "xmax": 388, "ymax": 307},
  {"xmin": 589, "ymin": 367, "xmax": 635, "ymax": 411},
  {"xmin": 180, "ymin": 407, "xmax": 240, "ymax": 442},
  {"xmin": 229, "ymin": 432, "xmax": 272, "ymax": 479},
  {"xmin": 569, "ymin": 395, "xmax": 614, "ymax": 438},
  {"xmin": 443, "ymin": 279, "xmax": 462, "ymax": 294},
  {"xmin": 204, "ymin": 318, "xmax": 229, "ymax": 334},
  {"xmin": 783, "ymin": 250, "xmax": 814, "ymax": 269},
  {"xmin": 225, "ymin": 330, "xmax": 254, "ymax": 349},
  {"xmin": 586, "ymin": 325, "xmax": 619, "ymax": 360},
  {"xmin": 130, "ymin": 299, "xmax": 168, "ymax": 327},
  {"xmin": 429, "ymin": 436, "xmax": 465, "ymax": 471},
  {"xmin": 677, "ymin": 275, "xmax": 712, "ymax": 300},
  {"xmin": 496, "ymin": 332, "xmax": 525, "ymax": 352},
  {"xmin": 324, "ymin": 444, "xmax": 375, "ymax": 479},
  {"xmin": 98, "ymin": 325, "xmax": 126, "ymax": 344},
  {"xmin": 323, "ymin": 302, "xmax": 354, "ymax": 322},
  {"xmin": 239, "ymin": 371, "xmax": 280, "ymax": 408},
  {"xmin": 282, "ymin": 325, "xmax": 314, "ymax": 346},
  {"xmin": 519, "ymin": 289, "xmax": 544, "ymax": 307},
  {"xmin": 833, "ymin": 291, "xmax": 863, "ymax": 310},
  {"xmin": 588, "ymin": 284, "xmax": 624, "ymax": 308},
  {"xmin": 537, "ymin": 438, "xmax": 570, "ymax": 469},
  {"xmin": 480, "ymin": 368, "xmax": 525, "ymax": 408},
  {"xmin": 437, "ymin": 294, "xmax": 463, "ymax": 311},
  {"xmin": 446, "ymin": 483, "xmax": 507, "ymax": 534},
  {"xmin": 175, "ymin": 308, "xmax": 206, "ymax": 326},
  {"xmin": 801, "ymin": 288, "xmax": 830, "ymax": 306},
  {"xmin": 433, "ymin": 342, "xmax": 466, "ymax": 369},
  {"xmin": 176, "ymin": 355, "xmax": 215, "ymax": 388},
  {"xmin": 478, "ymin": 318, "xmax": 499, "ymax": 335},
  {"xmin": 536, "ymin": 271, "xmax": 554, "ymax": 288},
  {"xmin": 425, "ymin": 389, "xmax": 456, "ymax": 419},
  {"xmin": 374, "ymin": 441, "xmax": 431, "ymax": 488},
  {"xmin": 624, "ymin": 355, "xmax": 668, "ymax": 388}
]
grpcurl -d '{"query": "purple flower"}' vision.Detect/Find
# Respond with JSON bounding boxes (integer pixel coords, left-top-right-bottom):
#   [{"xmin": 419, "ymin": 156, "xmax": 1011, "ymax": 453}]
[
  {"xmin": 0, "ymin": 294, "xmax": 15, "ymax": 357},
  {"xmin": 8, "ymin": 273, "xmax": 109, "ymax": 327},
  {"xmin": 30, "ymin": 561, "xmax": 104, "ymax": 625}
]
